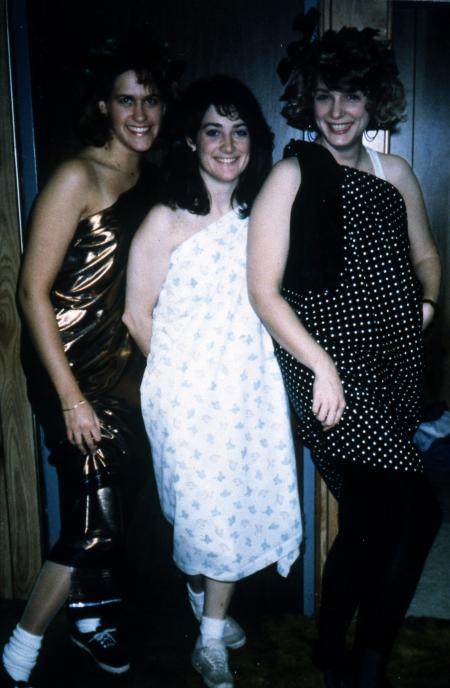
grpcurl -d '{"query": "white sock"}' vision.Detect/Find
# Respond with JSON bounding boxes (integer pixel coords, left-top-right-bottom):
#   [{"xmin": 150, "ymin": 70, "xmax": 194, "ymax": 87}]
[
  {"xmin": 75, "ymin": 617, "xmax": 101, "ymax": 634},
  {"xmin": 187, "ymin": 583, "xmax": 204, "ymax": 621},
  {"xmin": 200, "ymin": 616, "xmax": 225, "ymax": 645},
  {"xmin": 2, "ymin": 624, "xmax": 43, "ymax": 682}
]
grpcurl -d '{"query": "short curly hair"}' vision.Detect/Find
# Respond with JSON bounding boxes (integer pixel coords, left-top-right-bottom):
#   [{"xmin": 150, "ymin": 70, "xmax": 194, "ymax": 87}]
[
  {"xmin": 281, "ymin": 27, "xmax": 406, "ymax": 131},
  {"xmin": 77, "ymin": 40, "xmax": 183, "ymax": 147}
]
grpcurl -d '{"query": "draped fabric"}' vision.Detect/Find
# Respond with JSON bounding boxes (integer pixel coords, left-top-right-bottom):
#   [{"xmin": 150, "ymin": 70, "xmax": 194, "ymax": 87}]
[
  {"xmin": 21, "ymin": 166, "xmax": 158, "ymax": 587},
  {"xmin": 277, "ymin": 142, "xmax": 424, "ymax": 498},
  {"xmin": 141, "ymin": 210, "xmax": 302, "ymax": 580}
]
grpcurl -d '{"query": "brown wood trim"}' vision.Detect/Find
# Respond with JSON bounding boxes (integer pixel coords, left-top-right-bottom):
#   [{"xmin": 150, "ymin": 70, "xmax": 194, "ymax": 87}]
[
  {"xmin": 0, "ymin": 419, "xmax": 13, "ymax": 598},
  {"xmin": 315, "ymin": 474, "xmax": 338, "ymax": 611},
  {"xmin": 0, "ymin": 0, "xmax": 42, "ymax": 599},
  {"xmin": 323, "ymin": 0, "xmax": 390, "ymax": 36}
]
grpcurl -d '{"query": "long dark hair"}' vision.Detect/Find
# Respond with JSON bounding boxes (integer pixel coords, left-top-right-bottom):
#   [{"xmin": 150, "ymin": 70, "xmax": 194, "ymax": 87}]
[{"xmin": 161, "ymin": 75, "xmax": 273, "ymax": 217}]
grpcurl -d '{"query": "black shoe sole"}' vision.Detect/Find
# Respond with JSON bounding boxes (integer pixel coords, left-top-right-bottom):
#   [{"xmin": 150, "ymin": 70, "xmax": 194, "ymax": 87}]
[
  {"xmin": 70, "ymin": 636, "xmax": 130, "ymax": 674},
  {"xmin": 0, "ymin": 667, "xmax": 33, "ymax": 688}
]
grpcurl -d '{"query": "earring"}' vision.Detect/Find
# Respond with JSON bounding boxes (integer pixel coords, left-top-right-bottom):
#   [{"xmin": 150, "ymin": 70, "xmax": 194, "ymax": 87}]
[
  {"xmin": 364, "ymin": 129, "xmax": 379, "ymax": 143},
  {"xmin": 186, "ymin": 138, "xmax": 196, "ymax": 152},
  {"xmin": 305, "ymin": 125, "xmax": 317, "ymax": 143}
]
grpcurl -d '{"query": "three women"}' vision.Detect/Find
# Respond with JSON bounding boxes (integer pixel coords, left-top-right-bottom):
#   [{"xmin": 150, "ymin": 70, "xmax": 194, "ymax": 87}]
[{"xmin": 6, "ymin": 22, "xmax": 441, "ymax": 688}]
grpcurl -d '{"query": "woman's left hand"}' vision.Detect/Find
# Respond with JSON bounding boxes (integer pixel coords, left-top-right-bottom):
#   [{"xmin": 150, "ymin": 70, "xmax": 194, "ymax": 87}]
[
  {"xmin": 312, "ymin": 356, "xmax": 346, "ymax": 431},
  {"xmin": 62, "ymin": 399, "xmax": 102, "ymax": 454}
]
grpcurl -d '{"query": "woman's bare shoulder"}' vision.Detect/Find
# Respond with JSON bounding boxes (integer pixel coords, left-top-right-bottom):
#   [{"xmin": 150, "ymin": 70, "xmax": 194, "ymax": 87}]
[
  {"xmin": 31, "ymin": 156, "xmax": 100, "ymax": 223},
  {"xmin": 272, "ymin": 156, "xmax": 301, "ymax": 183},
  {"xmin": 256, "ymin": 157, "xmax": 301, "ymax": 202},
  {"xmin": 142, "ymin": 203, "xmax": 177, "ymax": 227},
  {"xmin": 44, "ymin": 156, "xmax": 97, "ymax": 194},
  {"xmin": 133, "ymin": 203, "xmax": 178, "ymax": 244},
  {"xmin": 377, "ymin": 152, "xmax": 414, "ymax": 186}
]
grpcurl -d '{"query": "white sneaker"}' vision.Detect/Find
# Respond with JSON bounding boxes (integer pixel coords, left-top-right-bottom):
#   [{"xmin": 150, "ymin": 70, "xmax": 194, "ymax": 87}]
[
  {"xmin": 187, "ymin": 585, "xmax": 246, "ymax": 650},
  {"xmin": 191, "ymin": 637, "xmax": 234, "ymax": 688},
  {"xmin": 223, "ymin": 617, "xmax": 246, "ymax": 650}
]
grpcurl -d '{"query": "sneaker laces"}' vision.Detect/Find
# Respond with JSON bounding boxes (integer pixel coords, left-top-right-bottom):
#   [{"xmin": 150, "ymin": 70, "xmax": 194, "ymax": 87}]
[
  {"xmin": 89, "ymin": 628, "xmax": 118, "ymax": 648},
  {"xmin": 203, "ymin": 640, "xmax": 228, "ymax": 672}
]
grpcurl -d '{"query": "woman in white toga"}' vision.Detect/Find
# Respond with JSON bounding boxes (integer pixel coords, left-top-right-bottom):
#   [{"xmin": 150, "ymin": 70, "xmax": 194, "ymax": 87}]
[{"xmin": 124, "ymin": 75, "xmax": 301, "ymax": 688}]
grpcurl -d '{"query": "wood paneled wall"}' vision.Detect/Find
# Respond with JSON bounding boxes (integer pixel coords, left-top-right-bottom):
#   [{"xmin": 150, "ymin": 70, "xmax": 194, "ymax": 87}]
[
  {"xmin": 0, "ymin": 0, "xmax": 42, "ymax": 599},
  {"xmin": 391, "ymin": 2, "xmax": 450, "ymax": 407}
]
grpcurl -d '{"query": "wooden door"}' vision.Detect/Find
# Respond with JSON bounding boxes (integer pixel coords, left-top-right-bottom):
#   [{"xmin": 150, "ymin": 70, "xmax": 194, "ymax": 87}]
[{"xmin": 0, "ymin": 0, "xmax": 42, "ymax": 599}]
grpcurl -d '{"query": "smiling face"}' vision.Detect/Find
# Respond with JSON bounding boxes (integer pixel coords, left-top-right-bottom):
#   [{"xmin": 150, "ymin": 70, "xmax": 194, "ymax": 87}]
[
  {"xmin": 99, "ymin": 69, "xmax": 165, "ymax": 154},
  {"xmin": 192, "ymin": 105, "xmax": 251, "ymax": 189},
  {"xmin": 313, "ymin": 79, "xmax": 370, "ymax": 152}
]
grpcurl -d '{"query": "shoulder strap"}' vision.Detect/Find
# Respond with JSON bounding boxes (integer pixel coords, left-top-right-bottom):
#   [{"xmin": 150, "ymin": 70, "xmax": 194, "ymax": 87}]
[{"xmin": 366, "ymin": 147, "xmax": 386, "ymax": 180}]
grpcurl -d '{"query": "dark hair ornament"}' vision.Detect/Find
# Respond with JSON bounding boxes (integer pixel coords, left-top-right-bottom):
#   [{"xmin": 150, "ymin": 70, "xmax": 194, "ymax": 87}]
[
  {"xmin": 277, "ymin": 7, "xmax": 321, "ymax": 87},
  {"xmin": 278, "ymin": 9, "xmax": 406, "ymax": 132}
]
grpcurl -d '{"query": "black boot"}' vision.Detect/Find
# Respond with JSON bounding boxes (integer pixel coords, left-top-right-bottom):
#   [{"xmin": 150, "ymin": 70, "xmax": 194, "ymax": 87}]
[
  {"xmin": 354, "ymin": 648, "xmax": 390, "ymax": 688},
  {"xmin": 323, "ymin": 666, "xmax": 355, "ymax": 688},
  {"xmin": 313, "ymin": 642, "xmax": 355, "ymax": 688}
]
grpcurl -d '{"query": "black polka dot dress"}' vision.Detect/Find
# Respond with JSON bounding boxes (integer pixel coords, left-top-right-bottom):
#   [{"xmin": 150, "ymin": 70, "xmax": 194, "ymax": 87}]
[{"xmin": 276, "ymin": 141, "xmax": 424, "ymax": 498}]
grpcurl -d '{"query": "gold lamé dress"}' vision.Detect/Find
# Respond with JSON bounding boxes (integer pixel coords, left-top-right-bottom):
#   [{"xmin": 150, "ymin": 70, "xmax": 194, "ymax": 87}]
[{"xmin": 22, "ymin": 166, "xmax": 158, "ymax": 601}]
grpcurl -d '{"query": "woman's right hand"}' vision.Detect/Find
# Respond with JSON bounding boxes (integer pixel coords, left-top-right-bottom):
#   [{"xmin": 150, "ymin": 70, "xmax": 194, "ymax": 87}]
[
  {"xmin": 312, "ymin": 357, "xmax": 346, "ymax": 431},
  {"xmin": 61, "ymin": 400, "xmax": 102, "ymax": 454}
]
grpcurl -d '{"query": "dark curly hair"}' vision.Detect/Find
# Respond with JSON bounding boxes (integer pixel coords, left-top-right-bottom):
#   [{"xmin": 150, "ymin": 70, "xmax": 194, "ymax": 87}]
[
  {"xmin": 280, "ymin": 26, "xmax": 406, "ymax": 132},
  {"xmin": 77, "ymin": 39, "xmax": 184, "ymax": 147},
  {"xmin": 161, "ymin": 75, "xmax": 273, "ymax": 217}
]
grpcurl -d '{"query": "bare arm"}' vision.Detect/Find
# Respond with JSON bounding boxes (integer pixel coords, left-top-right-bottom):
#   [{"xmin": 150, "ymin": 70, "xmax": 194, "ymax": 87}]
[
  {"xmin": 386, "ymin": 155, "xmax": 441, "ymax": 330},
  {"xmin": 19, "ymin": 160, "xmax": 102, "ymax": 452},
  {"xmin": 123, "ymin": 205, "xmax": 175, "ymax": 357},
  {"xmin": 248, "ymin": 159, "xmax": 346, "ymax": 430}
]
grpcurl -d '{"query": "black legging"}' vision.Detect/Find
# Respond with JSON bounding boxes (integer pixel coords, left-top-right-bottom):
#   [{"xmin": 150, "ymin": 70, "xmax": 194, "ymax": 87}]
[
  {"xmin": 47, "ymin": 398, "xmax": 151, "ymax": 604},
  {"xmin": 315, "ymin": 464, "xmax": 442, "ymax": 668}
]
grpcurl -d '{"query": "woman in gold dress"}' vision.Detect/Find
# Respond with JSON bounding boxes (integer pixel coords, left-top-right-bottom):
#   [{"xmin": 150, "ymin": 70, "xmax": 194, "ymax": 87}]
[{"xmin": 1, "ymin": 43, "xmax": 179, "ymax": 686}]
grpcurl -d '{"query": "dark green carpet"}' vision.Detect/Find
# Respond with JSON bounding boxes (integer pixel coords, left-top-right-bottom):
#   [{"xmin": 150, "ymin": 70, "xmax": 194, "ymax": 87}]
[
  {"xmin": 1, "ymin": 599, "xmax": 449, "ymax": 687},
  {"xmin": 2, "ymin": 473, "xmax": 448, "ymax": 686}
]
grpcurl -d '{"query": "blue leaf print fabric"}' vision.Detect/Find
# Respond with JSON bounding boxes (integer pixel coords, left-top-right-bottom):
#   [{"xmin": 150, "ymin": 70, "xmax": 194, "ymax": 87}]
[{"xmin": 140, "ymin": 210, "xmax": 302, "ymax": 581}]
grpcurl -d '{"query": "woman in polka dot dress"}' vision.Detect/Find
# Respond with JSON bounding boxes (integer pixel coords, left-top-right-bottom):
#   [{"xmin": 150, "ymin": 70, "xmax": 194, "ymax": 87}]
[{"xmin": 248, "ymin": 26, "xmax": 442, "ymax": 688}]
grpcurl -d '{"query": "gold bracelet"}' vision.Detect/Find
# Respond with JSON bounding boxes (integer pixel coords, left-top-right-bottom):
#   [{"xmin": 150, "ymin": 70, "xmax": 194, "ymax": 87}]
[
  {"xmin": 422, "ymin": 298, "xmax": 437, "ymax": 310},
  {"xmin": 61, "ymin": 399, "xmax": 87, "ymax": 413}
]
